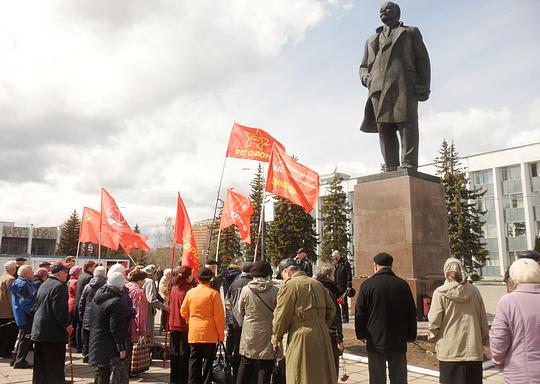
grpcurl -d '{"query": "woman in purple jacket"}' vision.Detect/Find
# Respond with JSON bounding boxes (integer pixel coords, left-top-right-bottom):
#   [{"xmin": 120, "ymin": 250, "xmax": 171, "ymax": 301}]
[{"xmin": 490, "ymin": 257, "xmax": 540, "ymax": 384}]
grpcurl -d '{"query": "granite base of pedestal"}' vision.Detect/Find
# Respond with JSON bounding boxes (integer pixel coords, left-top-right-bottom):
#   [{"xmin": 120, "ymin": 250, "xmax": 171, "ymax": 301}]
[{"xmin": 351, "ymin": 169, "xmax": 449, "ymax": 318}]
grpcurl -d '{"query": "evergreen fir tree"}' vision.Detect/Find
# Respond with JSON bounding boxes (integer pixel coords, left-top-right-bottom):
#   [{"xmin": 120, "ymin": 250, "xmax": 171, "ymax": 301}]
[
  {"xmin": 247, "ymin": 164, "xmax": 265, "ymax": 261},
  {"xmin": 320, "ymin": 174, "xmax": 351, "ymax": 261},
  {"xmin": 208, "ymin": 200, "xmax": 242, "ymax": 270},
  {"xmin": 130, "ymin": 223, "xmax": 148, "ymax": 265},
  {"xmin": 435, "ymin": 140, "xmax": 488, "ymax": 274},
  {"xmin": 266, "ymin": 196, "xmax": 318, "ymax": 267},
  {"xmin": 56, "ymin": 210, "xmax": 81, "ymax": 256}
]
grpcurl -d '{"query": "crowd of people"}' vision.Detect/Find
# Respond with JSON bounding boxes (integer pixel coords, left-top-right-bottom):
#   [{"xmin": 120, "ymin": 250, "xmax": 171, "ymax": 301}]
[{"xmin": 0, "ymin": 248, "xmax": 538, "ymax": 384}]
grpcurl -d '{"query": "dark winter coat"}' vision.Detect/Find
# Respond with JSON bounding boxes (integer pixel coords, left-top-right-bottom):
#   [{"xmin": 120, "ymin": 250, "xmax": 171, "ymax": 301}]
[
  {"xmin": 225, "ymin": 273, "xmax": 252, "ymax": 327},
  {"xmin": 88, "ymin": 285, "xmax": 128, "ymax": 367},
  {"xmin": 11, "ymin": 277, "xmax": 36, "ymax": 327},
  {"xmin": 74, "ymin": 270, "xmax": 93, "ymax": 322},
  {"xmin": 319, "ymin": 279, "xmax": 343, "ymax": 343},
  {"xmin": 355, "ymin": 268, "xmax": 417, "ymax": 353},
  {"xmin": 31, "ymin": 276, "xmax": 70, "ymax": 343},
  {"xmin": 31, "ymin": 275, "xmax": 44, "ymax": 291},
  {"xmin": 78, "ymin": 276, "xmax": 107, "ymax": 330},
  {"xmin": 334, "ymin": 258, "xmax": 353, "ymax": 294},
  {"xmin": 222, "ymin": 266, "xmax": 241, "ymax": 298}
]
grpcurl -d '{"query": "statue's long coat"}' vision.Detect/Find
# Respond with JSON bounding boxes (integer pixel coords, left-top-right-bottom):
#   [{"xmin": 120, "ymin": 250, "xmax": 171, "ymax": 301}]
[
  {"xmin": 359, "ymin": 22, "xmax": 431, "ymax": 133},
  {"xmin": 272, "ymin": 271, "xmax": 336, "ymax": 384}
]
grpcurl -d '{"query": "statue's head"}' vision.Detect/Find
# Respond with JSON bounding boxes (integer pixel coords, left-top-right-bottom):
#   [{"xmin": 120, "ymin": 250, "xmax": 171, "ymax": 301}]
[{"xmin": 379, "ymin": 2, "xmax": 400, "ymax": 26}]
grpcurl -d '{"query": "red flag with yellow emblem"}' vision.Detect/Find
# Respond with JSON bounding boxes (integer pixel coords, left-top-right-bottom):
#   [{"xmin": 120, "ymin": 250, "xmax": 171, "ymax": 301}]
[
  {"xmin": 173, "ymin": 193, "xmax": 199, "ymax": 275},
  {"xmin": 79, "ymin": 207, "xmax": 120, "ymax": 250},
  {"xmin": 265, "ymin": 144, "xmax": 319, "ymax": 213},
  {"xmin": 226, "ymin": 122, "xmax": 285, "ymax": 163},
  {"xmin": 220, "ymin": 189, "xmax": 254, "ymax": 243}
]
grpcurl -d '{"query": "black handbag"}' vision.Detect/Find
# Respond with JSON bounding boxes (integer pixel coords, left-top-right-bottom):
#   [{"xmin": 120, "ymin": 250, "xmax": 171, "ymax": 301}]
[
  {"xmin": 271, "ymin": 356, "xmax": 286, "ymax": 384},
  {"xmin": 212, "ymin": 342, "xmax": 233, "ymax": 384}
]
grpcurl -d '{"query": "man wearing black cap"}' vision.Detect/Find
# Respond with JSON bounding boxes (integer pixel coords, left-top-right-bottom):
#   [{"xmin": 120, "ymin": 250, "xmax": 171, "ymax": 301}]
[
  {"xmin": 38, "ymin": 261, "xmax": 52, "ymax": 272},
  {"xmin": 294, "ymin": 248, "xmax": 313, "ymax": 277},
  {"xmin": 14, "ymin": 257, "xmax": 26, "ymax": 278},
  {"xmin": 355, "ymin": 252, "xmax": 417, "ymax": 384},
  {"xmin": 31, "ymin": 263, "xmax": 72, "ymax": 384}
]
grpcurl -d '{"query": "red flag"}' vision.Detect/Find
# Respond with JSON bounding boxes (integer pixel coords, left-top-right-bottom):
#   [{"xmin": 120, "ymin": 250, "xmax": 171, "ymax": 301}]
[
  {"xmin": 79, "ymin": 207, "xmax": 120, "ymax": 250},
  {"xmin": 119, "ymin": 231, "xmax": 150, "ymax": 254},
  {"xmin": 173, "ymin": 193, "xmax": 199, "ymax": 275},
  {"xmin": 226, "ymin": 122, "xmax": 285, "ymax": 163},
  {"xmin": 101, "ymin": 188, "xmax": 132, "ymax": 234},
  {"xmin": 265, "ymin": 144, "xmax": 319, "ymax": 213},
  {"xmin": 220, "ymin": 189, "xmax": 254, "ymax": 243}
]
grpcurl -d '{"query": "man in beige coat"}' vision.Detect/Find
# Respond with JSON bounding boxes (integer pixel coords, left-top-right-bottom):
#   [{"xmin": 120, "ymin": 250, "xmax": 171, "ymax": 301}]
[
  {"xmin": 272, "ymin": 259, "xmax": 336, "ymax": 384},
  {"xmin": 428, "ymin": 258, "xmax": 489, "ymax": 384},
  {"xmin": 0, "ymin": 261, "xmax": 18, "ymax": 358}
]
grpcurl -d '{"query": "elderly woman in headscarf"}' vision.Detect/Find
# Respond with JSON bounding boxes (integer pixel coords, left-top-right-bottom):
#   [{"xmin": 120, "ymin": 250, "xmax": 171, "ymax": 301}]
[
  {"xmin": 158, "ymin": 268, "xmax": 172, "ymax": 332},
  {"xmin": 490, "ymin": 257, "xmax": 540, "ymax": 384},
  {"xmin": 427, "ymin": 258, "xmax": 489, "ymax": 384}
]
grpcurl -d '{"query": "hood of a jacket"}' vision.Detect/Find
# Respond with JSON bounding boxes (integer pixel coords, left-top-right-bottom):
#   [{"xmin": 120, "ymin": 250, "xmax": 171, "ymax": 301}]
[
  {"xmin": 437, "ymin": 280, "xmax": 474, "ymax": 303},
  {"xmin": 223, "ymin": 267, "xmax": 241, "ymax": 282},
  {"xmin": 11, "ymin": 278, "xmax": 31, "ymax": 291},
  {"xmin": 93, "ymin": 284, "xmax": 122, "ymax": 305},
  {"xmin": 248, "ymin": 277, "xmax": 274, "ymax": 293},
  {"xmin": 88, "ymin": 276, "xmax": 106, "ymax": 288},
  {"xmin": 319, "ymin": 279, "xmax": 339, "ymax": 296}
]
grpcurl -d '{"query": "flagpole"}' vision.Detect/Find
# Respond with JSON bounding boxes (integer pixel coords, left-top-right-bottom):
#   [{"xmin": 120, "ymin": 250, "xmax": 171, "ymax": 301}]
[
  {"xmin": 253, "ymin": 162, "xmax": 268, "ymax": 262},
  {"xmin": 99, "ymin": 189, "xmax": 103, "ymax": 265},
  {"xmin": 215, "ymin": 226, "xmax": 222, "ymax": 263},
  {"xmin": 253, "ymin": 190, "xmax": 266, "ymax": 262},
  {"xmin": 75, "ymin": 241, "xmax": 81, "ymax": 265},
  {"xmin": 124, "ymin": 249, "xmax": 136, "ymax": 267},
  {"xmin": 206, "ymin": 156, "xmax": 228, "ymax": 257},
  {"xmin": 164, "ymin": 196, "xmax": 179, "ymax": 368}
]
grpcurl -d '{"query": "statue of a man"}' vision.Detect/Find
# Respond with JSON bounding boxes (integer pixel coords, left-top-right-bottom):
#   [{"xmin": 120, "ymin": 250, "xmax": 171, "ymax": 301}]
[{"xmin": 359, "ymin": 2, "xmax": 431, "ymax": 171}]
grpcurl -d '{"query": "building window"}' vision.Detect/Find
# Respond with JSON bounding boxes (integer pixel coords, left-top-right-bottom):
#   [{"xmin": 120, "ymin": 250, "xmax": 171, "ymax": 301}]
[
  {"xmin": 503, "ymin": 194, "xmax": 524, "ymax": 209},
  {"xmin": 506, "ymin": 222, "xmax": 526, "ymax": 237},
  {"xmin": 532, "ymin": 162, "xmax": 539, "ymax": 178}
]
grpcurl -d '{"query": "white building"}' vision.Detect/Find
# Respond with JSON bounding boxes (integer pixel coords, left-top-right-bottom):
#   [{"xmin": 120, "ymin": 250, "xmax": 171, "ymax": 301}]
[
  {"xmin": 419, "ymin": 142, "xmax": 540, "ymax": 277},
  {"xmin": 314, "ymin": 142, "xmax": 540, "ymax": 277}
]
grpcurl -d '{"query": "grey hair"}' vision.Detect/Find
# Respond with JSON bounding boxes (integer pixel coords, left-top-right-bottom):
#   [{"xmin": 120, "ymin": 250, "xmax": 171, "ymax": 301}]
[
  {"xmin": 4, "ymin": 261, "xmax": 17, "ymax": 272},
  {"xmin": 94, "ymin": 266, "xmax": 107, "ymax": 278},
  {"xmin": 315, "ymin": 263, "xmax": 335, "ymax": 280}
]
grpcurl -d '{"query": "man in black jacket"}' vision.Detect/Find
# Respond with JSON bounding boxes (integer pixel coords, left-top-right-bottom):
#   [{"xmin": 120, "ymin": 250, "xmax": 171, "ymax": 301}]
[
  {"xmin": 294, "ymin": 248, "xmax": 313, "ymax": 277},
  {"xmin": 74, "ymin": 260, "xmax": 96, "ymax": 351},
  {"xmin": 355, "ymin": 252, "xmax": 416, "ymax": 384},
  {"xmin": 332, "ymin": 250, "xmax": 353, "ymax": 322},
  {"xmin": 31, "ymin": 263, "xmax": 72, "ymax": 384},
  {"xmin": 88, "ymin": 272, "xmax": 128, "ymax": 382},
  {"xmin": 225, "ymin": 261, "xmax": 253, "ymax": 380}
]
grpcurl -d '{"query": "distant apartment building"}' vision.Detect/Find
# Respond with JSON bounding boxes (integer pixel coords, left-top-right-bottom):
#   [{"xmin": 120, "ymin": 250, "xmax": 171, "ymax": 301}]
[{"xmin": 419, "ymin": 142, "xmax": 540, "ymax": 276}]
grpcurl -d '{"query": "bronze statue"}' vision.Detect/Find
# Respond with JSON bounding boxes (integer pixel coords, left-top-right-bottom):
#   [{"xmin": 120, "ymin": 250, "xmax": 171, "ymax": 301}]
[{"xmin": 359, "ymin": 1, "xmax": 430, "ymax": 171}]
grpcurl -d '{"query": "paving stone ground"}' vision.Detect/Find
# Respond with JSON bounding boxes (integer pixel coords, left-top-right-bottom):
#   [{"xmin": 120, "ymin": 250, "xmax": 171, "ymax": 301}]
[{"xmin": 0, "ymin": 327, "xmax": 505, "ymax": 384}]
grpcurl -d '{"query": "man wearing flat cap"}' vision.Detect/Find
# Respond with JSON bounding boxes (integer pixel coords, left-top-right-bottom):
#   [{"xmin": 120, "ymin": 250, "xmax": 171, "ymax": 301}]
[
  {"xmin": 354, "ymin": 252, "xmax": 417, "ymax": 383},
  {"xmin": 294, "ymin": 248, "xmax": 313, "ymax": 277}
]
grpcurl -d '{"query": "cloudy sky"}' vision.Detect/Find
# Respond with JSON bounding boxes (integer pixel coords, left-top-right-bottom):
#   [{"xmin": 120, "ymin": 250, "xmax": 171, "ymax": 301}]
[{"xmin": 1, "ymin": 0, "xmax": 539, "ymax": 242}]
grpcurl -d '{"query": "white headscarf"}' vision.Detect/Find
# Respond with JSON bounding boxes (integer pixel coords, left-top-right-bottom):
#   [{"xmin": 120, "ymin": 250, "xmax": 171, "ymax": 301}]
[{"xmin": 443, "ymin": 257, "xmax": 467, "ymax": 283}]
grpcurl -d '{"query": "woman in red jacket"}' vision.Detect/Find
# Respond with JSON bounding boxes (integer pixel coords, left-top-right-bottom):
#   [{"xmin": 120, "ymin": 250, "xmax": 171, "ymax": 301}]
[{"xmin": 169, "ymin": 266, "xmax": 193, "ymax": 384}]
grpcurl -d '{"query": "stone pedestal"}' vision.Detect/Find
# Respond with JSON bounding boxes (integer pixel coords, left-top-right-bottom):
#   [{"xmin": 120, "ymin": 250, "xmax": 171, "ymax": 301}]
[{"xmin": 351, "ymin": 169, "xmax": 449, "ymax": 318}]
